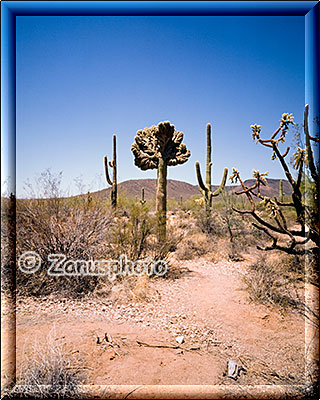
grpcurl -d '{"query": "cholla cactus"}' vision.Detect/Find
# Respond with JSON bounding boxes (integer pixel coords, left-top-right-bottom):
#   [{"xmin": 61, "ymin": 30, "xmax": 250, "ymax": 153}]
[
  {"xmin": 293, "ymin": 147, "xmax": 308, "ymax": 169},
  {"xmin": 230, "ymin": 168, "xmax": 240, "ymax": 184},
  {"xmin": 132, "ymin": 121, "xmax": 190, "ymax": 239},
  {"xmin": 194, "ymin": 197, "xmax": 205, "ymax": 206},
  {"xmin": 252, "ymin": 169, "xmax": 268, "ymax": 184},
  {"xmin": 280, "ymin": 113, "xmax": 295, "ymax": 133},
  {"xmin": 251, "ymin": 124, "xmax": 262, "ymax": 141},
  {"xmin": 231, "ymin": 105, "xmax": 319, "ymax": 256},
  {"xmin": 195, "ymin": 123, "xmax": 228, "ymax": 216},
  {"xmin": 104, "ymin": 134, "xmax": 117, "ymax": 209},
  {"xmin": 260, "ymin": 197, "xmax": 280, "ymax": 218}
]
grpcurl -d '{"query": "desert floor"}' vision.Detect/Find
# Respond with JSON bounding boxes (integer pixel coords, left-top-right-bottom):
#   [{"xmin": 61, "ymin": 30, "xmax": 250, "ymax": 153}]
[{"xmin": 3, "ymin": 254, "xmax": 317, "ymax": 396}]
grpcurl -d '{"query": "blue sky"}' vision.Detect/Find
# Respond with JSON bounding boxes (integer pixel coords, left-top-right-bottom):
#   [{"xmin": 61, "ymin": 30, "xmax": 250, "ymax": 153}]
[{"xmin": 15, "ymin": 15, "xmax": 305, "ymax": 196}]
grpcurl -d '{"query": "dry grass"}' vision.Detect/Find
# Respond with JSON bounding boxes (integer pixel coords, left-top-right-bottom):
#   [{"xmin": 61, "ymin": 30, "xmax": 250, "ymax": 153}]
[
  {"xmin": 5, "ymin": 329, "xmax": 85, "ymax": 398},
  {"xmin": 108, "ymin": 274, "xmax": 160, "ymax": 304},
  {"xmin": 175, "ymin": 232, "xmax": 210, "ymax": 260},
  {"xmin": 243, "ymin": 252, "xmax": 318, "ymax": 322}
]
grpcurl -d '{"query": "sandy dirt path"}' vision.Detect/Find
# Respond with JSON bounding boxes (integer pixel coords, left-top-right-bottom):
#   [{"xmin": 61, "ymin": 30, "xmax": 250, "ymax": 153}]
[{"xmin": 2, "ymin": 258, "xmax": 309, "ymax": 389}]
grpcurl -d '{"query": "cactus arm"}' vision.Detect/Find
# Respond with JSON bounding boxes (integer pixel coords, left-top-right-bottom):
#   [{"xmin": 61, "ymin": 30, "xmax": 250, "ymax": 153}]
[
  {"xmin": 212, "ymin": 168, "xmax": 228, "ymax": 196},
  {"xmin": 195, "ymin": 161, "xmax": 208, "ymax": 194},
  {"xmin": 206, "ymin": 123, "xmax": 212, "ymax": 188},
  {"xmin": 304, "ymin": 104, "xmax": 319, "ymax": 185},
  {"xmin": 113, "ymin": 134, "xmax": 117, "ymax": 164},
  {"xmin": 111, "ymin": 134, "xmax": 117, "ymax": 208},
  {"xmin": 104, "ymin": 156, "xmax": 112, "ymax": 186},
  {"xmin": 109, "ymin": 161, "xmax": 114, "ymax": 168}
]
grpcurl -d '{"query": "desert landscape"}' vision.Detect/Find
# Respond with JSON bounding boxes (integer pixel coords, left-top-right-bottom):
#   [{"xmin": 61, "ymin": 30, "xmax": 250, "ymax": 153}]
[
  {"xmin": 1, "ymin": 7, "xmax": 319, "ymax": 400},
  {"xmin": 2, "ymin": 108, "xmax": 319, "ymax": 399}
]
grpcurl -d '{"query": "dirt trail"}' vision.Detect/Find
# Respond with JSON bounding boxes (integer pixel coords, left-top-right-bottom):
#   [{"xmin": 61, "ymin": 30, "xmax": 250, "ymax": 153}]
[{"xmin": 2, "ymin": 258, "xmax": 308, "ymax": 387}]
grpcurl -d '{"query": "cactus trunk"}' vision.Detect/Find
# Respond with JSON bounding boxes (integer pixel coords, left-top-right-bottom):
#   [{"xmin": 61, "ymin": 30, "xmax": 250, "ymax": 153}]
[
  {"xmin": 140, "ymin": 187, "xmax": 146, "ymax": 205},
  {"xmin": 279, "ymin": 179, "xmax": 283, "ymax": 202},
  {"xmin": 206, "ymin": 124, "xmax": 212, "ymax": 203},
  {"xmin": 104, "ymin": 134, "xmax": 117, "ymax": 209},
  {"xmin": 195, "ymin": 123, "xmax": 228, "ymax": 226},
  {"xmin": 156, "ymin": 157, "xmax": 167, "ymax": 240},
  {"xmin": 111, "ymin": 135, "xmax": 117, "ymax": 208}
]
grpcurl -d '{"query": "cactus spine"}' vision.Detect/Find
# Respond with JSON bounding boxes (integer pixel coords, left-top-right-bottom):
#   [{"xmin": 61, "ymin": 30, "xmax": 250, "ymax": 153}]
[
  {"xmin": 140, "ymin": 187, "xmax": 146, "ymax": 205},
  {"xmin": 104, "ymin": 134, "xmax": 117, "ymax": 209},
  {"xmin": 195, "ymin": 123, "xmax": 228, "ymax": 215},
  {"xmin": 279, "ymin": 179, "xmax": 284, "ymax": 202}
]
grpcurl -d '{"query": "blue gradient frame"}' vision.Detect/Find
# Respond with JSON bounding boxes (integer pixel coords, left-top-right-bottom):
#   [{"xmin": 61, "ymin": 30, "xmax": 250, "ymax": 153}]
[{"xmin": 1, "ymin": 1, "xmax": 319, "ymax": 398}]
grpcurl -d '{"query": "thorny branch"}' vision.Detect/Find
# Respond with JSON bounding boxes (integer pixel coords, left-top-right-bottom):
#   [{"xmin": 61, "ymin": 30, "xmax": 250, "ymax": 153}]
[{"xmin": 230, "ymin": 106, "xmax": 319, "ymax": 256}]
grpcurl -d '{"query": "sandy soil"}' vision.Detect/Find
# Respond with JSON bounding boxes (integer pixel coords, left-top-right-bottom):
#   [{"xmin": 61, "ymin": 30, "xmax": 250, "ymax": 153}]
[{"xmin": 1, "ymin": 257, "xmax": 314, "ymax": 393}]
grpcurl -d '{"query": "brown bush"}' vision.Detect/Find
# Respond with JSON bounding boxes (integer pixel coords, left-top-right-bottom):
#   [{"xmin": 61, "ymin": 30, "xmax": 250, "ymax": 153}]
[{"xmin": 243, "ymin": 253, "xmax": 318, "ymax": 321}]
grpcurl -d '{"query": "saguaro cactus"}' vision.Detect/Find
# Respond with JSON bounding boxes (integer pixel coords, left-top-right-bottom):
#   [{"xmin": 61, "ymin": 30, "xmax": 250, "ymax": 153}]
[
  {"xmin": 279, "ymin": 179, "xmax": 284, "ymax": 202},
  {"xmin": 104, "ymin": 134, "xmax": 117, "ymax": 209},
  {"xmin": 195, "ymin": 123, "xmax": 228, "ymax": 215},
  {"xmin": 132, "ymin": 121, "xmax": 190, "ymax": 240},
  {"xmin": 179, "ymin": 196, "xmax": 183, "ymax": 208},
  {"xmin": 140, "ymin": 187, "xmax": 146, "ymax": 205}
]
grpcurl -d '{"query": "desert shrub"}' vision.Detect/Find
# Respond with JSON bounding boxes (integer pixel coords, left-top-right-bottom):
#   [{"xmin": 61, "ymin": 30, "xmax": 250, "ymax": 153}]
[
  {"xmin": 149, "ymin": 225, "xmax": 182, "ymax": 264},
  {"xmin": 243, "ymin": 253, "xmax": 318, "ymax": 320},
  {"xmin": 108, "ymin": 273, "xmax": 160, "ymax": 303},
  {"xmin": 193, "ymin": 207, "xmax": 224, "ymax": 235},
  {"xmin": 13, "ymin": 170, "xmax": 186, "ymax": 298},
  {"xmin": 16, "ymin": 197, "xmax": 113, "ymax": 297},
  {"xmin": 109, "ymin": 203, "xmax": 153, "ymax": 260},
  {"xmin": 105, "ymin": 202, "xmax": 182, "ymax": 280},
  {"xmin": 8, "ymin": 331, "xmax": 85, "ymax": 398},
  {"xmin": 1, "ymin": 195, "xmax": 16, "ymax": 295},
  {"xmin": 15, "ymin": 170, "xmax": 113, "ymax": 297},
  {"xmin": 175, "ymin": 233, "xmax": 210, "ymax": 260}
]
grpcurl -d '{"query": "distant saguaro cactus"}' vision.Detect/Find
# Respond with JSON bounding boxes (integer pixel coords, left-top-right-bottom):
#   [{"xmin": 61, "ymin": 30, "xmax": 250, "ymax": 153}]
[
  {"xmin": 140, "ymin": 187, "xmax": 146, "ymax": 205},
  {"xmin": 195, "ymin": 123, "xmax": 228, "ymax": 216},
  {"xmin": 104, "ymin": 134, "xmax": 117, "ymax": 209},
  {"xmin": 132, "ymin": 121, "xmax": 190, "ymax": 240},
  {"xmin": 279, "ymin": 179, "xmax": 284, "ymax": 202}
]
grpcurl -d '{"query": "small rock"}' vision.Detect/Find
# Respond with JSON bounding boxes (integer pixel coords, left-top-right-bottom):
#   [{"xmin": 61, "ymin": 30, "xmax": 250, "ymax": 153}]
[
  {"xmin": 176, "ymin": 335, "xmax": 184, "ymax": 344},
  {"xmin": 227, "ymin": 359, "xmax": 245, "ymax": 380}
]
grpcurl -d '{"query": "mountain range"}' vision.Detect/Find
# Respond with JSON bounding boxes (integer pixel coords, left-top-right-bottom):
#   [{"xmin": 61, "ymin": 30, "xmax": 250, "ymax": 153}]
[{"xmin": 93, "ymin": 178, "xmax": 292, "ymax": 201}]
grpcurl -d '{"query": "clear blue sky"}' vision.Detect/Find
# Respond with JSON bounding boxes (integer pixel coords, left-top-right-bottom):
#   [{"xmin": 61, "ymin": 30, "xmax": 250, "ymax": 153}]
[{"xmin": 15, "ymin": 16, "xmax": 305, "ymax": 196}]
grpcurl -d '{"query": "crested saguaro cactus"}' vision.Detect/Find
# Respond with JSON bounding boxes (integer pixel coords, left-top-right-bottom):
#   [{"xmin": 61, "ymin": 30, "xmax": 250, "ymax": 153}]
[
  {"xmin": 132, "ymin": 121, "xmax": 190, "ymax": 240},
  {"xmin": 104, "ymin": 134, "xmax": 117, "ymax": 209},
  {"xmin": 195, "ymin": 123, "xmax": 228, "ymax": 215}
]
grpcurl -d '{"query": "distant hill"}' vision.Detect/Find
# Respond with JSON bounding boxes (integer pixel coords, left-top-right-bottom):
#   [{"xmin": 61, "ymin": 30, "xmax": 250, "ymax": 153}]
[{"xmin": 93, "ymin": 178, "xmax": 292, "ymax": 201}]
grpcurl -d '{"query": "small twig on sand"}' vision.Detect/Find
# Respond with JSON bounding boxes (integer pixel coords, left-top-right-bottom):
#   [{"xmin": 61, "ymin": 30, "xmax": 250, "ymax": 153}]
[{"xmin": 136, "ymin": 340, "xmax": 200, "ymax": 352}]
